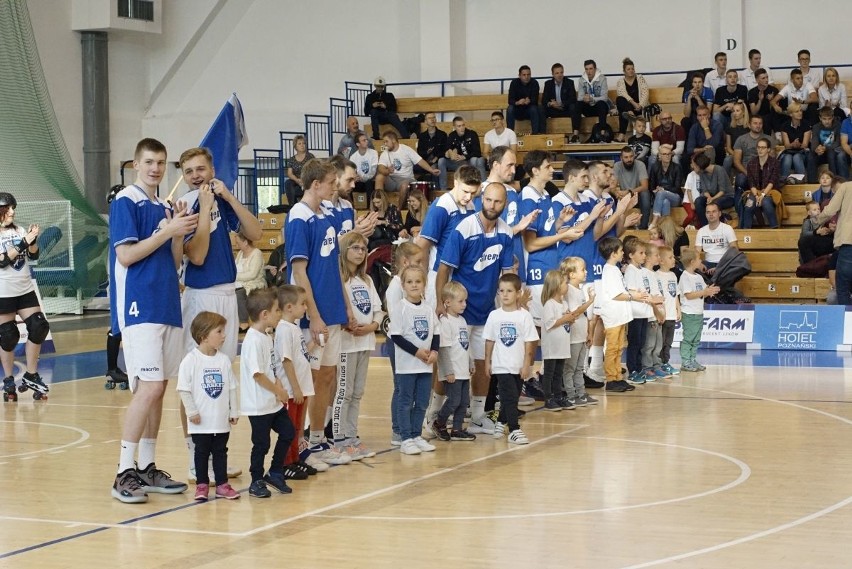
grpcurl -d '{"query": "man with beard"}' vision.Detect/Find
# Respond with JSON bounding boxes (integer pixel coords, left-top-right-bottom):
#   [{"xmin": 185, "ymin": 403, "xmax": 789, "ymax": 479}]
[
  {"xmin": 349, "ymin": 132, "xmax": 379, "ymax": 201},
  {"xmin": 613, "ymin": 146, "xmax": 649, "ymax": 228},
  {"xmin": 582, "ymin": 161, "xmax": 640, "ymax": 386},
  {"xmin": 649, "ymin": 112, "xmax": 686, "ymax": 170},
  {"xmin": 326, "ymin": 155, "xmax": 379, "ymax": 240},
  {"xmin": 436, "ymin": 182, "xmax": 515, "ymax": 435},
  {"xmin": 338, "ymin": 116, "xmax": 373, "ymax": 157}
]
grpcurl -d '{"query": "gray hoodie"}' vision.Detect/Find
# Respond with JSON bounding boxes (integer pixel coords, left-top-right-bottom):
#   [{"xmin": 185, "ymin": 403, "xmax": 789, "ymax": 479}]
[{"xmin": 578, "ymin": 70, "xmax": 611, "ymax": 106}]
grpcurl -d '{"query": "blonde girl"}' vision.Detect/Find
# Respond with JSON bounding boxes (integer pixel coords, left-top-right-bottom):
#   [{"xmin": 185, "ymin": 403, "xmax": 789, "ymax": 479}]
[
  {"xmin": 539, "ymin": 270, "xmax": 573, "ymax": 411},
  {"xmin": 559, "ymin": 257, "xmax": 598, "ymax": 406}
]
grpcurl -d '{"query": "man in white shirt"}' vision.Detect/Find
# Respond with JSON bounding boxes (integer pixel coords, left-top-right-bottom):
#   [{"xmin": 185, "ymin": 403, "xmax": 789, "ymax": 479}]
[
  {"xmin": 704, "ymin": 52, "xmax": 729, "ymax": 94},
  {"xmin": 795, "ymin": 49, "xmax": 823, "ymax": 90},
  {"xmin": 772, "ymin": 69, "xmax": 818, "ymax": 122},
  {"xmin": 695, "ymin": 202, "xmax": 738, "ymax": 272},
  {"xmin": 483, "ymin": 111, "xmax": 519, "ymax": 156},
  {"xmin": 349, "ymin": 132, "xmax": 378, "ymax": 201},
  {"xmin": 739, "ymin": 48, "xmax": 772, "ymax": 90},
  {"xmin": 376, "ymin": 132, "xmax": 439, "ymax": 206}
]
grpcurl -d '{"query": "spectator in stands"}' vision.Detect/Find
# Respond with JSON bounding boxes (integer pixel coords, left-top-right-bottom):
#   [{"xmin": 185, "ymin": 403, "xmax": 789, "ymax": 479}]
[
  {"xmin": 723, "ymin": 101, "xmax": 750, "ymax": 176},
  {"xmin": 613, "ymin": 146, "xmax": 650, "ymax": 228},
  {"xmin": 779, "ymin": 102, "xmax": 811, "ymax": 182},
  {"xmin": 507, "ymin": 65, "xmax": 543, "ymax": 134},
  {"xmin": 686, "ymin": 106, "xmax": 724, "ymax": 164},
  {"xmin": 400, "ymin": 189, "xmax": 428, "ymax": 239},
  {"xmin": 416, "ymin": 112, "xmax": 447, "ymax": 188},
  {"xmin": 795, "ymin": 49, "xmax": 822, "ymax": 91},
  {"xmin": 681, "ymin": 73, "xmax": 714, "ymax": 136},
  {"xmin": 799, "ymin": 199, "xmax": 836, "ymax": 264},
  {"xmin": 747, "ymin": 68, "xmax": 780, "ymax": 134},
  {"xmin": 815, "ymin": 179, "xmax": 852, "ymax": 304},
  {"xmin": 577, "ymin": 59, "xmax": 613, "ymax": 134},
  {"xmin": 740, "ymin": 139, "xmax": 783, "ymax": 229},
  {"xmin": 740, "ymin": 49, "xmax": 772, "ymax": 90},
  {"xmin": 364, "ymin": 76, "xmax": 409, "ymax": 140},
  {"xmin": 809, "ymin": 106, "xmax": 843, "ymax": 182},
  {"xmin": 657, "ymin": 215, "xmax": 690, "ymax": 259},
  {"xmin": 367, "ymin": 189, "xmax": 402, "ymax": 248},
  {"xmin": 648, "ymin": 144, "xmax": 684, "ymax": 229},
  {"xmin": 733, "ymin": 115, "xmax": 774, "ymax": 203},
  {"xmin": 628, "ymin": 116, "xmax": 652, "ymax": 165},
  {"xmin": 441, "ymin": 116, "xmax": 487, "ymax": 189},
  {"xmin": 650, "ymin": 112, "xmax": 686, "ymax": 169},
  {"xmin": 284, "ymin": 135, "xmax": 315, "ymax": 207},
  {"xmin": 234, "ymin": 231, "xmax": 266, "ymax": 333},
  {"xmin": 338, "ymin": 116, "xmax": 373, "ymax": 157},
  {"xmin": 712, "ymin": 70, "xmax": 748, "ymax": 129},
  {"xmin": 615, "ymin": 57, "xmax": 650, "ymax": 142},
  {"xmin": 839, "ymin": 112, "xmax": 852, "ymax": 179},
  {"xmin": 772, "ymin": 69, "xmax": 818, "ymax": 124},
  {"xmin": 705, "ymin": 52, "xmax": 729, "ymax": 94},
  {"xmin": 542, "ymin": 63, "xmax": 580, "ymax": 142},
  {"xmin": 484, "ymin": 111, "xmax": 519, "ymax": 156},
  {"xmin": 350, "ymin": 132, "xmax": 378, "ymax": 201},
  {"xmin": 692, "ymin": 153, "xmax": 735, "ymax": 228},
  {"xmin": 818, "ymin": 67, "xmax": 850, "ymax": 123},
  {"xmin": 695, "ymin": 201, "xmax": 738, "ymax": 272},
  {"xmin": 376, "ymin": 132, "xmax": 438, "ymax": 206}
]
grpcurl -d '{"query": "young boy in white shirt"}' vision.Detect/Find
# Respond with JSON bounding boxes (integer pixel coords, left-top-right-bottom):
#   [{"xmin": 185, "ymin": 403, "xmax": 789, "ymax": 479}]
[
  {"xmin": 654, "ymin": 246, "xmax": 681, "ymax": 376},
  {"xmin": 678, "ymin": 249, "xmax": 720, "ymax": 372}
]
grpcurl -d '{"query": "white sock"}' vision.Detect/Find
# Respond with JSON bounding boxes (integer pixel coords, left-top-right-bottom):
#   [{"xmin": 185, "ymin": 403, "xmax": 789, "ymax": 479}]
[
  {"xmin": 185, "ymin": 436, "xmax": 195, "ymax": 469},
  {"xmin": 470, "ymin": 396, "xmax": 486, "ymax": 422},
  {"xmin": 309, "ymin": 430, "xmax": 324, "ymax": 446},
  {"xmin": 588, "ymin": 345, "xmax": 604, "ymax": 374},
  {"xmin": 138, "ymin": 438, "xmax": 156, "ymax": 469},
  {"xmin": 118, "ymin": 440, "xmax": 138, "ymax": 473}
]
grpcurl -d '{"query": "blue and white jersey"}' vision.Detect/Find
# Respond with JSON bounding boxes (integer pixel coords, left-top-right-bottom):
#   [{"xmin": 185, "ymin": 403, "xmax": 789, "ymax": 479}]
[
  {"xmin": 441, "ymin": 214, "xmax": 513, "ymax": 326},
  {"xmin": 180, "ymin": 190, "xmax": 240, "ymax": 289},
  {"xmin": 553, "ymin": 190, "xmax": 596, "ymax": 269},
  {"xmin": 284, "ymin": 201, "xmax": 348, "ymax": 328},
  {"xmin": 109, "ymin": 185, "xmax": 182, "ymax": 329},
  {"xmin": 419, "ymin": 192, "xmax": 476, "ymax": 272},
  {"xmin": 323, "ymin": 198, "xmax": 355, "ymax": 238},
  {"xmin": 519, "ymin": 185, "xmax": 559, "ymax": 286},
  {"xmin": 476, "ymin": 182, "xmax": 525, "ymax": 278},
  {"xmin": 581, "ymin": 189, "xmax": 616, "ymax": 281}
]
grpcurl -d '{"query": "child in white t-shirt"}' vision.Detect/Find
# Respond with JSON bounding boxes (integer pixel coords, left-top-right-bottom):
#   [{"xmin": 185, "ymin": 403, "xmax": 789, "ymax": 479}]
[
  {"xmin": 623, "ymin": 239, "xmax": 661, "ymax": 384},
  {"xmin": 540, "ymin": 270, "xmax": 574, "ymax": 412},
  {"xmin": 177, "ymin": 311, "xmax": 239, "ymax": 501},
  {"xmin": 678, "ymin": 249, "xmax": 719, "ymax": 372},
  {"xmin": 274, "ymin": 284, "xmax": 324, "ymax": 478},
  {"xmin": 640, "ymin": 243, "xmax": 669, "ymax": 380},
  {"xmin": 559, "ymin": 256, "xmax": 597, "ymax": 406},
  {"xmin": 433, "ymin": 282, "xmax": 476, "ymax": 441},
  {"xmin": 484, "ymin": 274, "xmax": 539, "ymax": 445},
  {"xmin": 335, "ymin": 232, "xmax": 383, "ymax": 459},
  {"xmin": 655, "ymin": 246, "xmax": 681, "ymax": 376}
]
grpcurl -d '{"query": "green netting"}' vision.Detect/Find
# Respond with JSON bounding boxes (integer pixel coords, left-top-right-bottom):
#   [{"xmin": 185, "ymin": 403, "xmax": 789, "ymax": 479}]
[{"xmin": 0, "ymin": 0, "xmax": 108, "ymax": 313}]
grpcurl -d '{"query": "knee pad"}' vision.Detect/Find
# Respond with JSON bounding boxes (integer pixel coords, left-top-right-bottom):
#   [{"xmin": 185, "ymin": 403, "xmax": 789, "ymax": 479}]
[
  {"xmin": 0, "ymin": 320, "xmax": 20, "ymax": 352},
  {"xmin": 24, "ymin": 312, "xmax": 49, "ymax": 345}
]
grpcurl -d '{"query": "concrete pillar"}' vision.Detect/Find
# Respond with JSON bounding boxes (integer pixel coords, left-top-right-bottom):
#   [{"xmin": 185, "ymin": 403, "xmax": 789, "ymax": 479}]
[{"xmin": 81, "ymin": 31, "xmax": 110, "ymax": 213}]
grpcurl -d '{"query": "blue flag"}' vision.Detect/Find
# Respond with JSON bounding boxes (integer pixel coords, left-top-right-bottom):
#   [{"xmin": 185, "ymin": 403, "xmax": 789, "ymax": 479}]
[{"xmin": 200, "ymin": 94, "xmax": 248, "ymax": 190}]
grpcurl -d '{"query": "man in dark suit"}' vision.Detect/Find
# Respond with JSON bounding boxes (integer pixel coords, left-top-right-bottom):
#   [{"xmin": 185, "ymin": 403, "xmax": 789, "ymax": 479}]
[{"xmin": 542, "ymin": 63, "xmax": 580, "ymax": 142}]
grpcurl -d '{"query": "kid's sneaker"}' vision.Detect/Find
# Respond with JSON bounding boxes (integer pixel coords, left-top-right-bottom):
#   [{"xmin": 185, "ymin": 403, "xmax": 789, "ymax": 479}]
[
  {"xmin": 413, "ymin": 436, "xmax": 436, "ymax": 452},
  {"xmin": 492, "ymin": 422, "xmax": 506, "ymax": 439},
  {"xmin": 194, "ymin": 483, "xmax": 209, "ymax": 502},
  {"xmin": 399, "ymin": 439, "xmax": 421, "ymax": 455},
  {"xmin": 450, "ymin": 430, "xmax": 476, "ymax": 441},
  {"xmin": 215, "ymin": 483, "xmax": 240, "ymax": 500},
  {"xmin": 431, "ymin": 420, "xmax": 451, "ymax": 442},
  {"xmin": 508, "ymin": 429, "xmax": 529, "ymax": 445},
  {"xmin": 661, "ymin": 363, "xmax": 680, "ymax": 376},
  {"xmin": 249, "ymin": 479, "xmax": 271, "ymax": 498}
]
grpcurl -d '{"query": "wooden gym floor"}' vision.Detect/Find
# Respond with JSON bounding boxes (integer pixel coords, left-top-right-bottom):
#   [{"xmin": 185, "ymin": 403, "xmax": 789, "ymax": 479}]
[{"xmin": 1, "ymin": 317, "xmax": 852, "ymax": 568}]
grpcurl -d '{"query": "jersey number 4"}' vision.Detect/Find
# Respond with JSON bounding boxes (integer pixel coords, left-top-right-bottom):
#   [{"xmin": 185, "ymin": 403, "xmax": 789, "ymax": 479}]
[{"xmin": 128, "ymin": 302, "xmax": 140, "ymax": 317}]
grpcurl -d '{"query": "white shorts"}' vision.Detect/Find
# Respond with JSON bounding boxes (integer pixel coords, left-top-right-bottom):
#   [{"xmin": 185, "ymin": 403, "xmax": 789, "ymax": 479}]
[
  {"xmin": 302, "ymin": 324, "xmax": 342, "ymax": 370},
  {"xmin": 527, "ymin": 284, "xmax": 544, "ymax": 327},
  {"xmin": 469, "ymin": 325, "xmax": 485, "ymax": 361},
  {"xmin": 123, "ymin": 323, "xmax": 183, "ymax": 392},
  {"xmin": 425, "ymin": 270, "xmax": 438, "ymax": 309},
  {"xmin": 181, "ymin": 284, "xmax": 239, "ymax": 360},
  {"xmin": 592, "ymin": 279, "xmax": 603, "ymax": 316}
]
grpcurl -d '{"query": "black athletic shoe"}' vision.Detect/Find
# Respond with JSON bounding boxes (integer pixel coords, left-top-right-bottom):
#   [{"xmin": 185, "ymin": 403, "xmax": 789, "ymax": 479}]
[
  {"xmin": 584, "ymin": 373, "xmax": 605, "ymax": 389},
  {"xmin": 294, "ymin": 461, "xmax": 318, "ymax": 476},
  {"xmin": 282, "ymin": 465, "xmax": 308, "ymax": 480},
  {"xmin": 249, "ymin": 479, "xmax": 271, "ymax": 498},
  {"xmin": 522, "ymin": 378, "xmax": 546, "ymax": 400},
  {"xmin": 264, "ymin": 472, "xmax": 292, "ymax": 494},
  {"xmin": 605, "ymin": 380, "xmax": 629, "ymax": 393}
]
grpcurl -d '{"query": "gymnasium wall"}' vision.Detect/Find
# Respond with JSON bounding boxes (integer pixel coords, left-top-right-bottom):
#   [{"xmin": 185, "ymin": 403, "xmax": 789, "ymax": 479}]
[{"xmin": 25, "ymin": 0, "xmax": 852, "ymax": 193}]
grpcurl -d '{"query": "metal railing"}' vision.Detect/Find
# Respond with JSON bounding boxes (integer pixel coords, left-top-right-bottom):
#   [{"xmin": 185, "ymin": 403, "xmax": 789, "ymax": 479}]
[{"xmin": 234, "ymin": 166, "xmax": 257, "ymax": 215}]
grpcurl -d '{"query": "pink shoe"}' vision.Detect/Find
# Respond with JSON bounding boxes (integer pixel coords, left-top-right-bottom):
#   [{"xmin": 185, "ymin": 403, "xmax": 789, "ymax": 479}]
[
  {"xmin": 194, "ymin": 483, "xmax": 209, "ymax": 501},
  {"xmin": 216, "ymin": 483, "xmax": 240, "ymax": 500}
]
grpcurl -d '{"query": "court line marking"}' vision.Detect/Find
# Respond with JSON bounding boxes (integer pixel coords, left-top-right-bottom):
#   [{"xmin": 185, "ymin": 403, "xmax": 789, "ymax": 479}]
[
  {"xmin": 238, "ymin": 427, "xmax": 587, "ymax": 537},
  {"xmin": 314, "ymin": 436, "xmax": 751, "ymax": 521},
  {"xmin": 0, "ymin": 422, "xmax": 89, "ymax": 459},
  {"xmin": 613, "ymin": 382, "xmax": 852, "ymax": 568}
]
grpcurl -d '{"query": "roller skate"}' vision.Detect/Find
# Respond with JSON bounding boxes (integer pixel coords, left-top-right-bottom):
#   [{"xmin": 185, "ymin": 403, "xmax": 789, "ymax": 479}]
[
  {"xmin": 19, "ymin": 371, "xmax": 49, "ymax": 400},
  {"xmin": 105, "ymin": 368, "xmax": 129, "ymax": 390},
  {"xmin": 2, "ymin": 376, "xmax": 17, "ymax": 402}
]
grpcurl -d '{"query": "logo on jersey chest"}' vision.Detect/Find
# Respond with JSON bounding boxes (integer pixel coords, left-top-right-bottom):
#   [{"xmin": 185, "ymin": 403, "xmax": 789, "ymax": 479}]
[
  {"xmin": 352, "ymin": 287, "xmax": 372, "ymax": 315},
  {"xmin": 413, "ymin": 316, "xmax": 429, "ymax": 341},
  {"xmin": 506, "ymin": 201, "xmax": 517, "ymax": 225},
  {"xmin": 321, "ymin": 226, "xmax": 336, "ymax": 257},
  {"xmin": 202, "ymin": 368, "xmax": 224, "ymax": 399},
  {"xmin": 474, "ymin": 244, "xmax": 503, "ymax": 271},
  {"xmin": 544, "ymin": 209, "xmax": 556, "ymax": 231},
  {"xmin": 667, "ymin": 281, "xmax": 677, "ymax": 297},
  {"xmin": 1, "ymin": 235, "xmax": 26, "ymax": 271},
  {"xmin": 499, "ymin": 323, "xmax": 517, "ymax": 347},
  {"xmin": 459, "ymin": 328, "xmax": 470, "ymax": 350}
]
